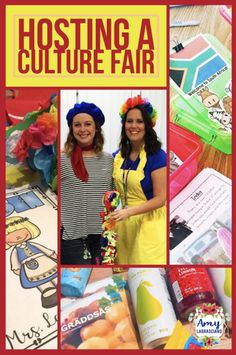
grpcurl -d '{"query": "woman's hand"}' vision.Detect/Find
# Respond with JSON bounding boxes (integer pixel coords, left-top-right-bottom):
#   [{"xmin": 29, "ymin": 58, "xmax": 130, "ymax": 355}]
[{"xmin": 110, "ymin": 208, "xmax": 132, "ymax": 222}]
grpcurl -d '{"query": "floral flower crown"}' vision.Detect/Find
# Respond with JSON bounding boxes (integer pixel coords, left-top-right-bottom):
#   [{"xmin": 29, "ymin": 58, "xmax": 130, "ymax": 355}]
[{"xmin": 119, "ymin": 95, "xmax": 158, "ymax": 127}]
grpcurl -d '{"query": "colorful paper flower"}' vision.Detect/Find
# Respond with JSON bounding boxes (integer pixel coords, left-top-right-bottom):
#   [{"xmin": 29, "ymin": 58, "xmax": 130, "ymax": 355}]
[
  {"xmin": 99, "ymin": 191, "xmax": 121, "ymax": 264},
  {"xmin": 9, "ymin": 94, "xmax": 58, "ymax": 187},
  {"xmin": 28, "ymin": 112, "xmax": 57, "ymax": 146},
  {"xmin": 205, "ymin": 338, "xmax": 213, "ymax": 347},
  {"xmin": 119, "ymin": 94, "xmax": 158, "ymax": 127}
]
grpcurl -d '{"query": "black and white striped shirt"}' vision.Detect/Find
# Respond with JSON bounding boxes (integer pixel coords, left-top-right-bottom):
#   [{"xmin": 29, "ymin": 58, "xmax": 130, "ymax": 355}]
[{"xmin": 61, "ymin": 152, "xmax": 113, "ymax": 240}]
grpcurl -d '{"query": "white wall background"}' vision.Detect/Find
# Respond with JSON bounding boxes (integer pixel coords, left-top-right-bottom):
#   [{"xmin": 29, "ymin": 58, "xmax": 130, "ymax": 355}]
[{"xmin": 60, "ymin": 89, "xmax": 166, "ymax": 154}]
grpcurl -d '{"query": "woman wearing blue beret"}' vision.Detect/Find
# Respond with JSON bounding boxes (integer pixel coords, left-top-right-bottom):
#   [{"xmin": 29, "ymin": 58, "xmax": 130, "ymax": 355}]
[
  {"xmin": 61, "ymin": 101, "xmax": 113, "ymax": 264},
  {"xmin": 111, "ymin": 95, "xmax": 167, "ymax": 264}
]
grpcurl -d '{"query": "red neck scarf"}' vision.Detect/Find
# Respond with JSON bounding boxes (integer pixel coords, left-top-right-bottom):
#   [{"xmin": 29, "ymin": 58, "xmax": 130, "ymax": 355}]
[{"xmin": 71, "ymin": 144, "xmax": 94, "ymax": 182}]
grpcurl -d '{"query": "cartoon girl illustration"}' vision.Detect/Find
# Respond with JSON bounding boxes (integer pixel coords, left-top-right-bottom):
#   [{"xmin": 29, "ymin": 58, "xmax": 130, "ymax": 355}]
[{"xmin": 6, "ymin": 216, "xmax": 57, "ymax": 309}]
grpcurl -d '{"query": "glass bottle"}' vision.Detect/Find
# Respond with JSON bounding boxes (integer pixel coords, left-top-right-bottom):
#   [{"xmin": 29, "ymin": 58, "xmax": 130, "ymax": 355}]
[{"xmin": 167, "ymin": 267, "xmax": 216, "ymax": 320}]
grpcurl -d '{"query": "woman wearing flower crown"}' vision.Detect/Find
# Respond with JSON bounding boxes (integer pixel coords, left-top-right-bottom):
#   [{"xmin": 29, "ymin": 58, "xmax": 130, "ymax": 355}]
[
  {"xmin": 111, "ymin": 95, "xmax": 166, "ymax": 264},
  {"xmin": 61, "ymin": 101, "xmax": 113, "ymax": 265}
]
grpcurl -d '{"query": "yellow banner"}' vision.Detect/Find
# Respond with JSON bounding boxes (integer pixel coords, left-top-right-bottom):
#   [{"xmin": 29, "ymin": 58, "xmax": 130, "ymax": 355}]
[{"xmin": 6, "ymin": 5, "xmax": 166, "ymax": 87}]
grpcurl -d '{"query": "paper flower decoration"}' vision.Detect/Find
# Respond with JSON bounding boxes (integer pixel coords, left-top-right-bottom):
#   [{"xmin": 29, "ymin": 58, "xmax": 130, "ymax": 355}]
[
  {"xmin": 8, "ymin": 94, "xmax": 58, "ymax": 187},
  {"xmin": 99, "ymin": 191, "xmax": 121, "ymax": 264},
  {"xmin": 119, "ymin": 94, "xmax": 158, "ymax": 127}
]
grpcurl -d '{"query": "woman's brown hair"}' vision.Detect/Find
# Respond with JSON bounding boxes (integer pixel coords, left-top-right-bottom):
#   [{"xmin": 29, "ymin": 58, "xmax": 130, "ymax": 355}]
[
  {"xmin": 119, "ymin": 105, "xmax": 162, "ymax": 159},
  {"xmin": 64, "ymin": 120, "xmax": 104, "ymax": 156}
]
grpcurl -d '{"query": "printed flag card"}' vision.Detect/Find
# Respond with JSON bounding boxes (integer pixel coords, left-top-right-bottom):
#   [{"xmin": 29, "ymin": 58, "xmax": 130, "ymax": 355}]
[
  {"xmin": 5, "ymin": 185, "xmax": 58, "ymax": 349},
  {"xmin": 170, "ymin": 34, "xmax": 232, "ymax": 154}
]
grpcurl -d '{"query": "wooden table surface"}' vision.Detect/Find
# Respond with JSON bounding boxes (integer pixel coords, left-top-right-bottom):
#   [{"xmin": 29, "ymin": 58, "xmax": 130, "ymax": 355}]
[
  {"xmin": 170, "ymin": 5, "xmax": 232, "ymax": 178},
  {"xmin": 169, "ymin": 9, "xmax": 232, "ymax": 349}
]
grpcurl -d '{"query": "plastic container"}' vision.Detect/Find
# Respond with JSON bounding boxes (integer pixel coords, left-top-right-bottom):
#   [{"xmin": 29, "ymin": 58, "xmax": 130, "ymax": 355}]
[
  {"xmin": 173, "ymin": 95, "xmax": 232, "ymax": 155},
  {"xmin": 170, "ymin": 33, "xmax": 232, "ymax": 155},
  {"xmin": 170, "ymin": 122, "xmax": 203, "ymax": 200}
]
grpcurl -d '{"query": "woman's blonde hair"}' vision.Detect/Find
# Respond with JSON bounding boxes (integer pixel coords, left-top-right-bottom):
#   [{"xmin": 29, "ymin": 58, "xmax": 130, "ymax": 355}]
[
  {"xmin": 64, "ymin": 121, "xmax": 104, "ymax": 157},
  {"xmin": 6, "ymin": 216, "xmax": 41, "ymax": 250}
]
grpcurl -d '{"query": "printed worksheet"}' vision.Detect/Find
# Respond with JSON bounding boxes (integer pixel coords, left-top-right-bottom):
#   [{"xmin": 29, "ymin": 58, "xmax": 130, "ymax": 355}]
[{"xmin": 170, "ymin": 169, "xmax": 231, "ymax": 264}]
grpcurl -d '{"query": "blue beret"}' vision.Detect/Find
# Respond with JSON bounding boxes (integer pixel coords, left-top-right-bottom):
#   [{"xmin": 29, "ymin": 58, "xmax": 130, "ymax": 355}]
[{"xmin": 66, "ymin": 102, "xmax": 105, "ymax": 127}]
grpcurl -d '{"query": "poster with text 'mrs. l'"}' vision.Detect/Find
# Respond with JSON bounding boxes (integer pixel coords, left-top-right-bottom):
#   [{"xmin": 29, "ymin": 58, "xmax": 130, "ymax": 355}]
[{"xmin": 5, "ymin": 186, "xmax": 58, "ymax": 349}]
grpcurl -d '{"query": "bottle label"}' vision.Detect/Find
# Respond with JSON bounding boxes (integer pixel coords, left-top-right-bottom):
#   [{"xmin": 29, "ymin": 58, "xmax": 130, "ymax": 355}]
[
  {"xmin": 128, "ymin": 268, "xmax": 176, "ymax": 347},
  {"xmin": 169, "ymin": 267, "xmax": 214, "ymax": 303}
]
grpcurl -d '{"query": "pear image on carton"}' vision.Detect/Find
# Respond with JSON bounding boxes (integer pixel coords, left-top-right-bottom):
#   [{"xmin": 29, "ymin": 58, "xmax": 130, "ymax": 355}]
[
  {"xmin": 128, "ymin": 268, "xmax": 177, "ymax": 348},
  {"xmin": 208, "ymin": 268, "xmax": 232, "ymax": 325},
  {"xmin": 224, "ymin": 268, "xmax": 232, "ymax": 298},
  {"xmin": 136, "ymin": 281, "xmax": 163, "ymax": 324}
]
